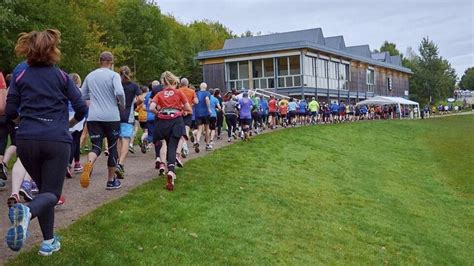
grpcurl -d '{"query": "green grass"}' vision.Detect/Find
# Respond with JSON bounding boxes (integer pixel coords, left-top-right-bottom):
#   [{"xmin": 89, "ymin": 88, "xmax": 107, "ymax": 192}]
[{"xmin": 8, "ymin": 115, "xmax": 474, "ymax": 265}]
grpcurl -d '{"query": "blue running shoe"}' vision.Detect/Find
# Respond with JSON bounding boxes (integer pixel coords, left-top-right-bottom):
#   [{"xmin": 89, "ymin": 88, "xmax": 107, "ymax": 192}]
[
  {"xmin": 5, "ymin": 203, "xmax": 31, "ymax": 251},
  {"xmin": 106, "ymin": 178, "xmax": 121, "ymax": 190},
  {"xmin": 38, "ymin": 235, "xmax": 61, "ymax": 256}
]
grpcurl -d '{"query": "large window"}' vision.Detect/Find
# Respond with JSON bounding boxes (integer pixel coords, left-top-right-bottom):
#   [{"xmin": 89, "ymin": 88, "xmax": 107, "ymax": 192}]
[
  {"xmin": 328, "ymin": 61, "xmax": 339, "ymax": 89},
  {"xmin": 339, "ymin": 63, "xmax": 350, "ymax": 90},
  {"xmin": 366, "ymin": 68, "xmax": 375, "ymax": 92},
  {"xmin": 276, "ymin": 55, "xmax": 301, "ymax": 88},
  {"xmin": 228, "ymin": 61, "xmax": 249, "ymax": 90},
  {"xmin": 316, "ymin": 58, "xmax": 328, "ymax": 89},
  {"xmin": 252, "ymin": 58, "xmax": 275, "ymax": 89},
  {"xmin": 303, "ymin": 56, "xmax": 316, "ymax": 87}
]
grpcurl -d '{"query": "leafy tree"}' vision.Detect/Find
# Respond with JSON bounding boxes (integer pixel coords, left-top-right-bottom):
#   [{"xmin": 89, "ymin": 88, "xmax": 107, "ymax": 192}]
[
  {"xmin": 379, "ymin": 41, "xmax": 401, "ymax": 56},
  {"xmin": 407, "ymin": 37, "xmax": 457, "ymax": 105},
  {"xmin": 459, "ymin": 67, "xmax": 474, "ymax": 90}
]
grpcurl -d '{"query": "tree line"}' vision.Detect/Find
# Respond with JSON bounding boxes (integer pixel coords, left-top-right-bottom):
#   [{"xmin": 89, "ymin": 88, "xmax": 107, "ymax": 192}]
[{"xmin": 0, "ymin": 0, "xmax": 233, "ymax": 85}]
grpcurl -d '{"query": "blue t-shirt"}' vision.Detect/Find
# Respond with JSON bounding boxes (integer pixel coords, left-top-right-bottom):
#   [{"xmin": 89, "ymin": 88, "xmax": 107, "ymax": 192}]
[
  {"xmin": 259, "ymin": 99, "xmax": 269, "ymax": 115},
  {"xmin": 238, "ymin": 97, "xmax": 253, "ymax": 119},
  {"xmin": 288, "ymin": 102, "xmax": 297, "ymax": 112},
  {"xmin": 195, "ymin": 90, "xmax": 211, "ymax": 117},
  {"xmin": 144, "ymin": 92, "xmax": 154, "ymax": 122},
  {"xmin": 299, "ymin": 101, "xmax": 307, "ymax": 113},
  {"xmin": 210, "ymin": 95, "xmax": 219, "ymax": 118},
  {"xmin": 330, "ymin": 103, "xmax": 339, "ymax": 113},
  {"xmin": 338, "ymin": 103, "xmax": 346, "ymax": 113}
]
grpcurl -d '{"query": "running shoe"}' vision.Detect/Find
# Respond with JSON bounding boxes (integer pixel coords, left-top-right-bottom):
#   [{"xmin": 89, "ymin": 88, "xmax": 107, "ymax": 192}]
[
  {"xmin": 115, "ymin": 164, "xmax": 125, "ymax": 179},
  {"xmin": 159, "ymin": 162, "xmax": 166, "ymax": 176},
  {"xmin": 106, "ymin": 178, "xmax": 121, "ymax": 190},
  {"xmin": 7, "ymin": 194, "xmax": 20, "ymax": 208},
  {"xmin": 166, "ymin": 171, "xmax": 176, "ymax": 191},
  {"xmin": 128, "ymin": 145, "xmax": 136, "ymax": 154},
  {"xmin": 205, "ymin": 144, "xmax": 212, "ymax": 151},
  {"xmin": 227, "ymin": 138, "xmax": 231, "ymax": 143},
  {"xmin": 31, "ymin": 181, "xmax": 39, "ymax": 194},
  {"xmin": 65, "ymin": 167, "xmax": 72, "ymax": 179},
  {"xmin": 182, "ymin": 143, "xmax": 189, "ymax": 157},
  {"xmin": 176, "ymin": 156, "xmax": 184, "ymax": 168},
  {"xmin": 80, "ymin": 161, "xmax": 93, "ymax": 188},
  {"xmin": 140, "ymin": 139, "xmax": 148, "ymax": 154},
  {"xmin": 0, "ymin": 162, "xmax": 8, "ymax": 180},
  {"xmin": 38, "ymin": 235, "xmax": 61, "ymax": 256},
  {"xmin": 73, "ymin": 162, "xmax": 83, "ymax": 172},
  {"xmin": 56, "ymin": 195, "xmax": 65, "ymax": 206},
  {"xmin": 155, "ymin": 159, "xmax": 161, "ymax": 170},
  {"xmin": 19, "ymin": 180, "xmax": 34, "ymax": 202},
  {"xmin": 6, "ymin": 203, "xmax": 31, "ymax": 252},
  {"xmin": 193, "ymin": 142, "xmax": 200, "ymax": 153}
]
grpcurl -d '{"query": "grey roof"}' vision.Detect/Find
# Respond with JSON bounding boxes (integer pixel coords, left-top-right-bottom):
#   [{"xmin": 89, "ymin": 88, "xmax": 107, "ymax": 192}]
[
  {"xmin": 197, "ymin": 28, "xmax": 412, "ymax": 74},
  {"xmin": 324, "ymin": 36, "xmax": 346, "ymax": 50},
  {"xmin": 224, "ymin": 28, "xmax": 325, "ymax": 50}
]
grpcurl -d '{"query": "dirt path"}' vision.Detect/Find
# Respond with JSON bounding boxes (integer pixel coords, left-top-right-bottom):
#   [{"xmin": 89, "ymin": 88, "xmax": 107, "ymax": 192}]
[
  {"xmin": 1, "ymin": 112, "xmax": 472, "ymax": 263},
  {"xmin": 0, "ymin": 131, "xmax": 245, "ymax": 263}
]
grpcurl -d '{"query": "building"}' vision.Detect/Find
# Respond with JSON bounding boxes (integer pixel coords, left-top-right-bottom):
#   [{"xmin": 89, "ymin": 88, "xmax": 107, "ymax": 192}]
[{"xmin": 196, "ymin": 28, "xmax": 412, "ymax": 101}]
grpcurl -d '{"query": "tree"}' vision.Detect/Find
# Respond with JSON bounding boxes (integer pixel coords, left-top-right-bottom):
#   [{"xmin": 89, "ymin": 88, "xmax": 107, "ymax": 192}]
[
  {"xmin": 459, "ymin": 67, "xmax": 474, "ymax": 90},
  {"xmin": 379, "ymin": 41, "xmax": 401, "ymax": 56},
  {"xmin": 407, "ymin": 37, "xmax": 457, "ymax": 105}
]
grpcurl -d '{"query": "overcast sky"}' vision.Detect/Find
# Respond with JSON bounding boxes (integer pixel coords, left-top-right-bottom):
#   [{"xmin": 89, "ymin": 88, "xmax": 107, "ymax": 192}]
[{"xmin": 157, "ymin": 0, "xmax": 473, "ymax": 77}]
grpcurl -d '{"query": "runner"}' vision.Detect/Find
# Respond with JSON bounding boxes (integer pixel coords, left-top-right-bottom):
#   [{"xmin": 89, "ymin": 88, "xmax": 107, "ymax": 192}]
[
  {"xmin": 279, "ymin": 98, "xmax": 289, "ymax": 127},
  {"xmin": 0, "ymin": 71, "xmax": 7, "ymax": 187},
  {"xmin": 208, "ymin": 89, "xmax": 221, "ymax": 150},
  {"xmin": 80, "ymin": 51, "xmax": 125, "ymax": 190},
  {"xmin": 299, "ymin": 98, "xmax": 308, "ymax": 125},
  {"xmin": 149, "ymin": 71, "xmax": 192, "ymax": 191},
  {"xmin": 223, "ymin": 95, "xmax": 239, "ymax": 142},
  {"xmin": 238, "ymin": 91, "xmax": 253, "ymax": 141},
  {"xmin": 193, "ymin": 83, "xmax": 211, "ymax": 153},
  {"xmin": 308, "ymin": 97, "xmax": 319, "ymax": 124},
  {"xmin": 116, "ymin": 66, "xmax": 142, "ymax": 179},
  {"xmin": 67, "ymin": 73, "xmax": 85, "ymax": 178},
  {"xmin": 338, "ymin": 101, "xmax": 346, "ymax": 122},
  {"xmin": 214, "ymin": 89, "xmax": 224, "ymax": 140},
  {"xmin": 5, "ymin": 29, "xmax": 88, "ymax": 255},
  {"xmin": 176, "ymin": 78, "xmax": 198, "ymax": 164},
  {"xmin": 288, "ymin": 98, "xmax": 297, "ymax": 126},
  {"xmin": 136, "ymin": 86, "xmax": 149, "ymax": 153},
  {"xmin": 330, "ymin": 101, "xmax": 339, "ymax": 123},
  {"xmin": 268, "ymin": 95, "xmax": 277, "ymax": 129}
]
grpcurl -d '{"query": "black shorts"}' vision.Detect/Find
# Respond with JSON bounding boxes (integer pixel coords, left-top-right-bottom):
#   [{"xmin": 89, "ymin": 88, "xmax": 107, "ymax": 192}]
[
  {"xmin": 183, "ymin": 114, "xmax": 193, "ymax": 128},
  {"xmin": 269, "ymin": 112, "xmax": 277, "ymax": 117},
  {"xmin": 281, "ymin": 114, "xmax": 287, "ymax": 118},
  {"xmin": 289, "ymin": 111, "xmax": 296, "ymax": 119},
  {"xmin": 153, "ymin": 117, "xmax": 185, "ymax": 142},
  {"xmin": 87, "ymin": 121, "xmax": 120, "ymax": 142},
  {"xmin": 196, "ymin": 115, "xmax": 210, "ymax": 126},
  {"xmin": 240, "ymin": 118, "xmax": 252, "ymax": 126},
  {"xmin": 331, "ymin": 111, "xmax": 338, "ymax": 116},
  {"xmin": 139, "ymin": 121, "xmax": 147, "ymax": 129},
  {"xmin": 209, "ymin": 116, "xmax": 217, "ymax": 130},
  {"xmin": 191, "ymin": 119, "xmax": 197, "ymax": 130}
]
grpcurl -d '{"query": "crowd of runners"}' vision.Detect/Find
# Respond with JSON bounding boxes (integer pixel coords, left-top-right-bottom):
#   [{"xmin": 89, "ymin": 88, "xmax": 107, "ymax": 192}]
[{"xmin": 0, "ymin": 29, "xmax": 430, "ymax": 257}]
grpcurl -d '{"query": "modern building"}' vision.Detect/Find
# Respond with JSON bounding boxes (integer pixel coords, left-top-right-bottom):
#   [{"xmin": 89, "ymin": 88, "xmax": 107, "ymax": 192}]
[{"xmin": 196, "ymin": 28, "xmax": 412, "ymax": 101}]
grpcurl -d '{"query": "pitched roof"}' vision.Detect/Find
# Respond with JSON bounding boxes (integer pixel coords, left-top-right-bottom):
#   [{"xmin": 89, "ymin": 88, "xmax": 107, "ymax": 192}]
[
  {"xmin": 324, "ymin": 36, "xmax": 346, "ymax": 50},
  {"xmin": 197, "ymin": 28, "xmax": 412, "ymax": 74},
  {"xmin": 223, "ymin": 28, "xmax": 325, "ymax": 50}
]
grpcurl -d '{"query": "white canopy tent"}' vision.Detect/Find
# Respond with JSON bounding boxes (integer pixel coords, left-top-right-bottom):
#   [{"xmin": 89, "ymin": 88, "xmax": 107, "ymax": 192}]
[{"xmin": 356, "ymin": 96, "xmax": 420, "ymax": 119}]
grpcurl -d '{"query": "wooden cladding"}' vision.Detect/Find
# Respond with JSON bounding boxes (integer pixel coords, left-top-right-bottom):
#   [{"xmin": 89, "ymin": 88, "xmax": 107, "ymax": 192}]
[{"xmin": 203, "ymin": 63, "xmax": 226, "ymax": 91}]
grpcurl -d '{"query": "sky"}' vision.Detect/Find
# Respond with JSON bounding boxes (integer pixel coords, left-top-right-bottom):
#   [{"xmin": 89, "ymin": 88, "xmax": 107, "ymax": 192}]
[{"xmin": 157, "ymin": 0, "xmax": 473, "ymax": 77}]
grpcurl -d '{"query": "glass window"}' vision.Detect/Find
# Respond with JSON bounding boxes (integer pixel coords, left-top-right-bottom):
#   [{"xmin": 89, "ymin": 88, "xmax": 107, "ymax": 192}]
[
  {"xmin": 278, "ymin": 77, "xmax": 285, "ymax": 87},
  {"xmin": 243, "ymin": 80, "xmax": 249, "ymax": 89},
  {"xmin": 286, "ymin": 77, "xmax": 293, "ymax": 87},
  {"xmin": 260, "ymin": 79, "xmax": 267, "ymax": 89},
  {"xmin": 304, "ymin": 56, "xmax": 315, "ymax": 76},
  {"xmin": 237, "ymin": 81, "xmax": 242, "ymax": 90},
  {"xmin": 294, "ymin": 76, "xmax": 301, "ymax": 87},
  {"xmin": 316, "ymin": 59, "xmax": 328, "ymax": 78},
  {"xmin": 289, "ymin": 55, "xmax": 300, "ymax": 75},
  {"xmin": 263, "ymin": 58, "xmax": 274, "ymax": 77},
  {"xmin": 278, "ymin": 57, "xmax": 288, "ymax": 76},
  {"xmin": 229, "ymin": 62, "xmax": 238, "ymax": 80},
  {"xmin": 252, "ymin": 59, "xmax": 263, "ymax": 78},
  {"xmin": 239, "ymin": 61, "xmax": 249, "ymax": 79},
  {"xmin": 366, "ymin": 69, "xmax": 374, "ymax": 85},
  {"xmin": 229, "ymin": 81, "xmax": 235, "ymax": 90},
  {"xmin": 328, "ymin": 61, "xmax": 338, "ymax": 79},
  {"xmin": 268, "ymin": 78, "xmax": 275, "ymax": 88},
  {"xmin": 253, "ymin": 79, "xmax": 260, "ymax": 89}
]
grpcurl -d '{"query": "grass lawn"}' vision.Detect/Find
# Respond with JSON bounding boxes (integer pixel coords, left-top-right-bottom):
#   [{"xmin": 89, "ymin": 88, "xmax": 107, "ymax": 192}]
[{"xmin": 8, "ymin": 115, "xmax": 474, "ymax": 265}]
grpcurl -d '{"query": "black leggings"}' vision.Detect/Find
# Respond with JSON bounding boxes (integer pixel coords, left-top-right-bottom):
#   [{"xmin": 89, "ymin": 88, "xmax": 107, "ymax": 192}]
[
  {"xmin": 17, "ymin": 139, "xmax": 70, "ymax": 240},
  {"xmin": 154, "ymin": 117, "xmax": 185, "ymax": 173},
  {"xmin": 70, "ymin": 130, "xmax": 82, "ymax": 164},
  {"xmin": 0, "ymin": 120, "xmax": 7, "ymax": 156},
  {"xmin": 225, "ymin": 114, "xmax": 237, "ymax": 138},
  {"xmin": 216, "ymin": 110, "xmax": 223, "ymax": 136},
  {"xmin": 87, "ymin": 121, "xmax": 120, "ymax": 167}
]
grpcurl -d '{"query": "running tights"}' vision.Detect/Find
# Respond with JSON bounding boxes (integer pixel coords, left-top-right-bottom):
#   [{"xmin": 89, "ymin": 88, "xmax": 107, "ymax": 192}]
[
  {"xmin": 225, "ymin": 114, "xmax": 237, "ymax": 138},
  {"xmin": 155, "ymin": 136, "xmax": 179, "ymax": 173},
  {"xmin": 17, "ymin": 139, "xmax": 70, "ymax": 240},
  {"xmin": 70, "ymin": 130, "xmax": 82, "ymax": 164}
]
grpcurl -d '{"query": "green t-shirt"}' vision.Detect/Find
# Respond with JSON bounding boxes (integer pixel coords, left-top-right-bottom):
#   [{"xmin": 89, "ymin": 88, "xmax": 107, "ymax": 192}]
[{"xmin": 308, "ymin": 100, "xmax": 319, "ymax": 112}]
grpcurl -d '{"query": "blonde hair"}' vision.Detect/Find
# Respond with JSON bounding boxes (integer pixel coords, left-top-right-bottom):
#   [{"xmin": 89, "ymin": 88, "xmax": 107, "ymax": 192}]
[
  {"xmin": 69, "ymin": 73, "xmax": 82, "ymax": 87},
  {"xmin": 162, "ymin": 71, "xmax": 179, "ymax": 87},
  {"xmin": 15, "ymin": 29, "xmax": 61, "ymax": 66},
  {"xmin": 119, "ymin": 66, "xmax": 132, "ymax": 82}
]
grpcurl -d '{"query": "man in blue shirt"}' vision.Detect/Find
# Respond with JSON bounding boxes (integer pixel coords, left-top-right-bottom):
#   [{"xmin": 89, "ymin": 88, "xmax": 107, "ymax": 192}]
[
  {"xmin": 208, "ymin": 90, "xmax": 221, "ymax": 150},
  {"xmin": 193, "ymin": 82, "xmax": 211, "ymax": 153},
  {"xmin": 330, "ymin": 101, "xmax": 339, "ymax": 123}
]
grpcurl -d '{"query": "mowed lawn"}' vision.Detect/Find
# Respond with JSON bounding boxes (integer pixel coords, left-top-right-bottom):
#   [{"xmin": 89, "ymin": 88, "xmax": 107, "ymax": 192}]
[{"xmin": 8, "ymin": 115, "xmax": 474, "ymax": 265}]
